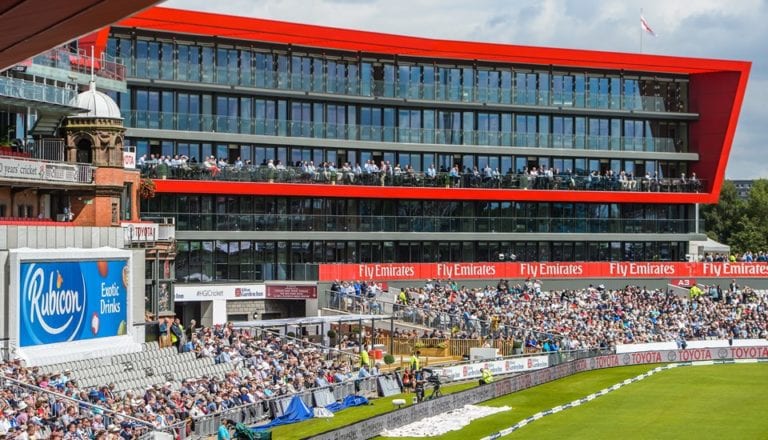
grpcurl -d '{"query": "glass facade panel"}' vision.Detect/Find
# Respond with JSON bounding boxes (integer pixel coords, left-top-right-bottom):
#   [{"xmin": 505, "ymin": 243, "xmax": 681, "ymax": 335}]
[{"xmin": 121, "ymin": 32, "xmax": 698, "ymax": 281}]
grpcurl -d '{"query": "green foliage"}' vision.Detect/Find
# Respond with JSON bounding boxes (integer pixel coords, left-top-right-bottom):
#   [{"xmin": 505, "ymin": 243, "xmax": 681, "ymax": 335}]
[
  {"xmin": 139, "ymin": 178, "xmax": 156, "ymax": 199},
  {"xmin": 326, "ymin": 329, "xmax": 337, "ymax": 339},
  {"xmin": 383, "ymin": 353, "xmax": 396, "ymax": 365},
  {"xmin": 702, "ymin": 179, "xmax": 768, "ymax": 254}
]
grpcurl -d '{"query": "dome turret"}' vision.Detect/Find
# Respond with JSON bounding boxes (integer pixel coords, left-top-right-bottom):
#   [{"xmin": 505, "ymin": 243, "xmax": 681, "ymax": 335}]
[{"xmin": 69, "ymin": 81, "xmax": 121, "ymax": 119}]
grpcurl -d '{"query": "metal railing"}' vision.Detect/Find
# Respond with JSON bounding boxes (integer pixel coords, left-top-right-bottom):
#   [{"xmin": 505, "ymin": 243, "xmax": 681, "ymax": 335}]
[
  {"xmin": 30, "ymin": 47, "xmax": 126, "ymax": 82},
  {"xmin": 321, "ymin": 291, "xmax": 562, "ymax": 342},
  {"xmin": 26, "ymin": 138, "xmax": 65, "ymax": 161},
  {"xmin": 140, "ymin": 163, "xmax": 704, "ymax": 193},
  {"xmin": 128, "ymin": 60, "xmax": 685, "ymax": 113},
  {"xmin": 0, "ymin": 75, "xmax": 77, "ymax": 106},
  {"xmin": 126, "ymin": 111, "xmax": 683, "ymax": 153},
  {"xmin": 189, "ymin": 374, "xmax": 380, "ymax": 438},
  {"xmin": 1, "ymin": 374, "xmax": 160, "ymax": 437},
  {"xmin": 249, "ymin": 327, "xmax": 361, "ymax": 363},
  {"xmin": 155, "ymin": 210, "xmax": 700, "ymax": 235}
]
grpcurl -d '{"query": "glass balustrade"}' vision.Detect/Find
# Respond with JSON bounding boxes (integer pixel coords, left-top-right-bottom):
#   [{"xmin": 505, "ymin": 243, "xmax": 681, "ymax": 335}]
[
  {"xmin": 147, "ymin": 210, "xmax": 697, "ymax": 235},
  {"xmin": 31, "ymin": 47, "xmax": 126, "ymax": 81},
  {"xmin": 139, "ymin": 163, "xmax": 705, "ymax": 194},
  {"xmin": 126, "ymin": 110, "xmax": 681, "ymax": 153},
  {"xmin": 0, "ymin": 76, "xmax": 77, "ymax": 106},
  {"xmin": 128, "ymin": 61, "xmax": 682, "ymax": 113}
]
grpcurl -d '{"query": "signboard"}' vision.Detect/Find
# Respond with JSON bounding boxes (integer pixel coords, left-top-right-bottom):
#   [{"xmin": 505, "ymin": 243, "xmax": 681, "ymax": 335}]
[
  {"xmin": 436, "ymin": 355, "xmax": 549, "ymax": 381},
  {"xmin": 18, "ymin": 259, "xmax": 129, "ymax": 347},
  {"xmin": 0, "ymin": 157, "xmax": 79, "ymax": 183},
  {"xmin": 121, "ymin": 222, "xmax": 158, "ymax": 243},
  {"xmin": 266, "ymin": 284, "xmax": 317, "ymax": 299},
  {"xmin": 174, "ymin": 284, "xmax": 265, "ymax": 302},
  {"xmin": 670, "ymin": 278, "xmax": 696, "ymax": 288},
  {"xmin": 123, "ymin": 151, "xmax": 136, "ymax": 169},
  {"xmin": 318, "ymin": 262, "xmax": 768, "ymax": 282}
]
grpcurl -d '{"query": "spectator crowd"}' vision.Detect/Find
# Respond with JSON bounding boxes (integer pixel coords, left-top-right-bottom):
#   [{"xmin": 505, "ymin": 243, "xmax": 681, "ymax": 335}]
[
  {"xmin": 0, "ymin": 327, "xmax": 368, "ymax": 439},
  {"xmin": 139, "ymin": 153, "xmax": 703, "ymax": 193},
  {"xmin": 385, "ymin": 278, "xmax": 768, "ymax": 352},
  {"xmin": 2, "ymin": 276, "xmax": 767, "ymax": 438}
]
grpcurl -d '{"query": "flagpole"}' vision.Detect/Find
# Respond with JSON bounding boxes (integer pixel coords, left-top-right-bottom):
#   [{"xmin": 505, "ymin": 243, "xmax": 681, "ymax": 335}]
[{"xmin": 640, "ymin": 8, "xmax": 643, "ymax": 53}]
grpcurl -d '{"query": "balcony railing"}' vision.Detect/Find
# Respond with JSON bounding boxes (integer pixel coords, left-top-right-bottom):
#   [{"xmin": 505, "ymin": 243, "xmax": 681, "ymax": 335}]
[
  {"xmin": 26, "ymin": 138, "xmax": 65, "ymax": 161},
  {"xmin": 140, "ymin": 163, "xmax": 704, "ymax": 194},
  {"xmin": 0, "ymin": 76, "xmax": 77, "ymax": 107},
  {"xmin": 155, "ymin": 210, "xmax": 699, "ymax": 235},
  {"xmin": 126, "ymin": 111, "xmax": 683, "ymax": 153},
  {"xmin": 130, "ymin": 60, "xmax": 685, "ymax": 113},
  {"xmin": 29, "ymin": 47, "xmax": 126, "ymax": 82}
]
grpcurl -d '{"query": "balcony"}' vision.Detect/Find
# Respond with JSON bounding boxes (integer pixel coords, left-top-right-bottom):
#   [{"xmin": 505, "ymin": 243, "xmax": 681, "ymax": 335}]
[
  {"xmin": 140, "ymin": 163, "xmax": 704, "ymax": 194},
  {"xmin": 153, "ymin": 211, "xmax": 700, "ymax": 235},
  {"xmin": 0, "ymin": 150, "xmax": 94, "ymax": 185},
  {"xmin": 130, "ymin": 61, "xmax": 686, "ymax": 114},
  {"xmin": 125, "ymin": 111, "xmax": 684, "ymax": 153},
  {"xmin": 20, "ymin": 47, "xmax": 127, "ymax": 92},
  {"xmin": 0, "ymin": 76, "xmax": 77, "ymax": 107}
]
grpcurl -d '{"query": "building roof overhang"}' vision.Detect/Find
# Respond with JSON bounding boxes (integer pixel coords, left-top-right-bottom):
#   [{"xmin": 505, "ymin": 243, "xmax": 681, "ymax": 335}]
[{"xmin": 0, "ymin": 0, "xmax": 161, "ymax": 71}]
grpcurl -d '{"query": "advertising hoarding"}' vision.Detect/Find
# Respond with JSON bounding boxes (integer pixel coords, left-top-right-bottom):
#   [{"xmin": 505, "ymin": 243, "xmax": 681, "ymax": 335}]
[
  {"xmin": 19, "ymin": 258, "xmax": 129, "ymax": 347},
  {"xmin": 318, "ymin": 261, "xmax": 768, "ymax": 281},
  {"xmin": 174, "ymin": 284, "xmax": 265, "ymax": 302},
  {"xmin": 436, "ymin": 355, "xmax": 549, "ymax": 381},
  {"xmin": 121, "ymin": 222, "xmax": 158, "ymax": 243},
  {"xmin": 265, "ymin": 284, "xmax": 317, "ymax": 299},
  {"xmin": 0, "ymin": 157, "xmax": 79, "ymax": 183},
  {"xmin": 9, "ymin": 248, "xmax": 137, "ymax": 366}
]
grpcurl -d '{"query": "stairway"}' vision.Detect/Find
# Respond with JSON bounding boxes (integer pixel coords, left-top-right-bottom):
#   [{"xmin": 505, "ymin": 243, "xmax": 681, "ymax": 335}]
[{"xmin": 29, "ymin": 113, "xmax": 63, "ymax": 136}]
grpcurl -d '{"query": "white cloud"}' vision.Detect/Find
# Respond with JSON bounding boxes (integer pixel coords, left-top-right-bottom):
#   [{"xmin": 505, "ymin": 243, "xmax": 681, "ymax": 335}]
[{"xmin": 163, "ymin": 0, "xmax": 767, "ymax": 178}]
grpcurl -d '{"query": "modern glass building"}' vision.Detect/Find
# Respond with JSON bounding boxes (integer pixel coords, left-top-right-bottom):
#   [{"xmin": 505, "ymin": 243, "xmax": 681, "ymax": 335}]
[{"xmin": 90, "ymin": 7, "xmax": 749, "ymax": 284}]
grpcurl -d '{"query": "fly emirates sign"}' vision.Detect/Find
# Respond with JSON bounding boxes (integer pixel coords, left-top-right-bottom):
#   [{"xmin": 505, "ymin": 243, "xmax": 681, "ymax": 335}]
[{"xmin": 320, "ymin": 262, "xmax": 768, "ymax": 281}]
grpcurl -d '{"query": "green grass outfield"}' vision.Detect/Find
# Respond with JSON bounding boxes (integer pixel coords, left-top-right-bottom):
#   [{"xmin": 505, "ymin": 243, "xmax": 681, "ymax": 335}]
[
  {"xmin": 387, "ymin": 363, "xmax": 768, "ymax": 440},
  {"xmin": 272, "ymin": 363, "xmax": 768, "ymax": 439}
]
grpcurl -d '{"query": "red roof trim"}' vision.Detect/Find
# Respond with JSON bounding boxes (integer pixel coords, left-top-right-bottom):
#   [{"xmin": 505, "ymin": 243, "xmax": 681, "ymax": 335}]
[
  {"xmin": 113, "ymin": 7, "xmax": 750, "ymax": 75},
  {"xmin": 153, "ymin": 180, "xmax": 714, "ymax": 204},
  {"xmin": 107, "ymin": 6, "xmax": 749, "ymax": 202}
]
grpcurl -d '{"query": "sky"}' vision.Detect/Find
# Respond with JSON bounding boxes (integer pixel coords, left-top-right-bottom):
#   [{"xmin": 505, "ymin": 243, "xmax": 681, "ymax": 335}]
[{"xmin": 164, "ymin": 0, "xmax": 767, "ymax": 179}]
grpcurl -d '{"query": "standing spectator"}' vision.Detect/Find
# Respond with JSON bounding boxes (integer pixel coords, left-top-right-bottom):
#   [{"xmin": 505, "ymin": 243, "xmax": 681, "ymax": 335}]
[
  {"xmin": 170, "ymin": 318, "xmax": 185, "ymax": 352},
  {"xmin": 217, "ymin": 420, "xmax": 231, "ymax": 440},
  {"xmin": 158, "ymin": 317, "xmax": 172, "ymax": 348},
  {"xmin": 410, "ymin": 351, "xmax": 422, "ymax": 380},
  {"xmin": 359, "ymin": 346, "xmax": 370, "ymax": 369}
]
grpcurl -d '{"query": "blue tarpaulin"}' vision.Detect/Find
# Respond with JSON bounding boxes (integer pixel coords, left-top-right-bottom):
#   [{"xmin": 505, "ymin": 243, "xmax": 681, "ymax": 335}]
[
  {"xmin": 325, "ymin": 395, "xmax": 370, "ymax": 413},
  {"xmin": 252, "ymin": 395, "xmax": 313, "ymax": 431}
]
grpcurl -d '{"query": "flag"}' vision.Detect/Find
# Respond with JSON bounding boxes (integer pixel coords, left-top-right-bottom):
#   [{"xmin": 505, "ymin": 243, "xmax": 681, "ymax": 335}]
[{"xmin": 640, "ymin": 16, "xmax": 656, "ymax": 36}]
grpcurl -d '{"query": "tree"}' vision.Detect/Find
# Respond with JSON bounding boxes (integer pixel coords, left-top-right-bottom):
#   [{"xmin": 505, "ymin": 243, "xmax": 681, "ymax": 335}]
[
  {"xmin": 701, "ymin": 180, "xmax": 744, "ymax": 246},
  {"xmin": 701, "ymin": 179, "xmax": 768, "ymax": 254}
]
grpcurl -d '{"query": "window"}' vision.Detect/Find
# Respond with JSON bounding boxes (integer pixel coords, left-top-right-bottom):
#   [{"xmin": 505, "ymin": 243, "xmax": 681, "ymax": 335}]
[
  {"xmin": 135, "ymin": 89, "xmax": 160, "ymax": 129},
  {"xmin": 553, "ymin": 74, "xmax": 574, "ymax": 106},
  {"xmin": 553, "ymin": 116, "xmax": 573, "ymax": 148},
  {"xmin": 515, "ymin": 114, "xmax": 537, "ymax": 147},
  {"xmin": 588, "ymin": 76, "xmax": 609, "ymax": 108},
  {"xmin": 588, "ymin": 118, "xmax": 609, "ymax": 149},
  {"xmin": 122, "ymin": 183, "xmax": 133, "ymax": 220},
  {"xmin": 515, "ymin": 72, "xmax": 537, "ymax": 105}
]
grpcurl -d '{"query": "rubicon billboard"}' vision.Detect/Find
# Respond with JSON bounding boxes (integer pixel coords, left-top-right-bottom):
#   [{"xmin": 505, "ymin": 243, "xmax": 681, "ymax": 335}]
[
  {"xmin": 19, "ymin": 260, "xmax": 128, "ymax": 347},
  {"xmin": 10, "ymin": 249, "xmax": 133, "ymax": 353},
  {"xmin": 318, "ymin": 261, "xmax": 768, "ymax": 282}
]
